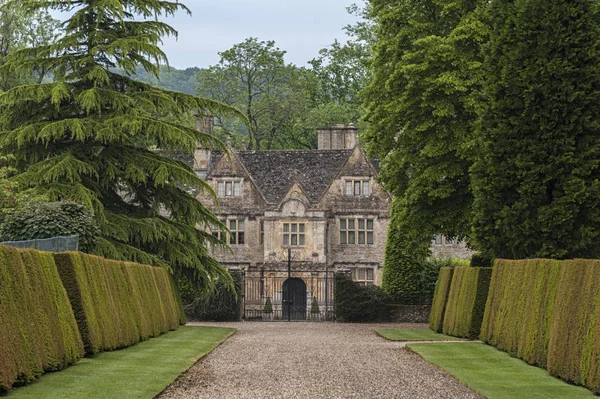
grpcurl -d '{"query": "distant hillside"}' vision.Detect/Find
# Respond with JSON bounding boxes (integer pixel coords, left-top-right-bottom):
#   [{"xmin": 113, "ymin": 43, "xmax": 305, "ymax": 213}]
[{"xmin": 113, "ymin": 65, "xmax": 202, "ymax": 95}]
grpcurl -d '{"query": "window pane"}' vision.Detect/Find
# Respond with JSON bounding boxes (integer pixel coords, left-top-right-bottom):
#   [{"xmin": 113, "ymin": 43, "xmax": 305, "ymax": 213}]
[
  {"xmin": 358, "ymin": 231, "xmax": 365, "ymax": 244},
  {"xmin": 367, "ymin": 269, "xmax": 374, "ymax": 280},
  {"xmin": 291, "ymin": 224, "xmax": 297, "ymax": 233},
  {"xmin": 340, "ymin": 232, "xmax": 347, "ymax": 244},
  {"xmin": 367, "ymin": 219, "xmax": 374, "ymax": 230},
  {"xmin": 284, "ymin": 234, "xmax": 289, "ymax": 245},
  {"xmin": 226, "ymin": 182, "xmax": 232, "ymax": 196},
  {"xmin": 284, "ymin": 224, "xmax": 289, "ymax": 232},
  {"xmin": 348, "ymin": 219, "xmax": 355, "ymax": 230},
  {"xmin": 354, "ymin": 181, "xmax": 361, "ymax": 195},
  {"xmin": 230, "ymin": 233, "xmax": 236, "ymax": 245},
  {"xmin": 345, "ymin": 181, "xmax": 352, "ymax": 195},
  {"xmin": 217, "ymin": 182, "xmax": 224, "ymax": 196},
  {"xmin": 358, "ymin": 219, "xmax": 365, "ymax": 229},
  {"xmin": 299, "ymin": 224, "xmax": 305, "ymax": 233},
  {"xmin": 348, "ymin": 231, "xmax": 355, "ymax": 244},
  {"xmin": 234, "ymin": 182, "xmax": 241, "ymax": 196},
  {"xmin": 340, "ymin": 219, "xmax": 346, "ymax": 230},
  {"xmin": 238, "ymin": 220, "xmax": 244, "ymax": 230},
  {"xmin": 367, "ymin": 232, "xmax": 374, "ymax": 245},
  {"xmin": 238, "ymin": 232, "xmax": 245, "ymax": 245},
  {"xmin": 363, "ymin": 181, "xmax": 370, "ymax": 196},
  {"xmin": 435, "ymin": 234, "xmax": 442, "ymax": 245},
  {"xmin": 229, "ymin": 220, "xmax": 236, "ymax": 230},
  {"xmin": 358, "ymin": 268, "xmax": 365, "ymax": 280},
  {"xmin": 299, "ymin": 234, "xmax": 305, "ymax": 246},
  {"xmin": 291, "ymin": 234, "xmax": 297, "ymax": 245}
]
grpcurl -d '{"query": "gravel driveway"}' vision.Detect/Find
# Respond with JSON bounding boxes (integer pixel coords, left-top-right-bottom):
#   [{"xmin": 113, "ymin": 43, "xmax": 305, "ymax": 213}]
[{"xmin": 158, "ymin": 322, "xmax": 482, "ymax": 399}]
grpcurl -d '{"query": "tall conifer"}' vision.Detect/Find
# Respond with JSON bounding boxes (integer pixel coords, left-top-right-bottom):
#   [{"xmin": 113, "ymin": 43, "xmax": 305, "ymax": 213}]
[
  {"xmin": 472, "ymin": 0, "xmax": 600, "ymax": 259},
  {"xmin": 0, "ymin": 0, "xmax": 243, "ymax": 286}
]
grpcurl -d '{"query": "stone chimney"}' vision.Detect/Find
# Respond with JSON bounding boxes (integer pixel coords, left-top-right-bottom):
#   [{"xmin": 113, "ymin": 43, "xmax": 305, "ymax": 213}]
[
  {"xmin": 317, "ymin": 124, "xmax": 358, "ymax": 150},
  {"xmin": 193, "ymin": 115, "xmax": 214, "ymax": 174}
]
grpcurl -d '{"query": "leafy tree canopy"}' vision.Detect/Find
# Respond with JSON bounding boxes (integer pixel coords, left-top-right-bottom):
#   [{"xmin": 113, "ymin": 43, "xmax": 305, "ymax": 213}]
[
  {"xmin": 471, "ymin": 0, "xmax": 600, "ymax": 259},
  {"xmin": 0, "ymin": 0, "xmax": 244, "ymax": 287}
]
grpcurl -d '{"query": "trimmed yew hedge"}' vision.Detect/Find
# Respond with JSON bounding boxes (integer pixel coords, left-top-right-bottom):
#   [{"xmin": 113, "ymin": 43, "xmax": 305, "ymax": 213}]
[
  {"xmin": 0, "ymin": 246, "xmax": 84, "ymax": 392},
  {"xmin": 53, "ymin": 252, "xmax": 185, "ymax": 355},
  {"xmin": 481, "ymin": 258, "xmax": 600, "ymax": 394},
  {"xmin": 442, "ymin": 267, "xmax": 492, "ymax": 339},
  {"xmin": 428, "ymin": 267, "xmax": 454, "ymax": 332}
]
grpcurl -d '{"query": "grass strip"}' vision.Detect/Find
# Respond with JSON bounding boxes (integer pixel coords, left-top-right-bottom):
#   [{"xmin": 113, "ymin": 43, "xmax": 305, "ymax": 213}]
[
  {"xmin": 6, "ymin": 326, "xmax": 235, "ymax": 399},
  {"xmin": 408, "ymin": 342, "xmax": 594, "ymax": 399},
  {"xmin": 377, "ymin": 329, "xmax": 465, "ymax": 341}
]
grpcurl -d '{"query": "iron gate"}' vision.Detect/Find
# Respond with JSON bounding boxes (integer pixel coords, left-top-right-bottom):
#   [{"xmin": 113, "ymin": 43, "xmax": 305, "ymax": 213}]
[{"xmin": 242, "ymin": 268, "xmax": 335, "ymax": 321}]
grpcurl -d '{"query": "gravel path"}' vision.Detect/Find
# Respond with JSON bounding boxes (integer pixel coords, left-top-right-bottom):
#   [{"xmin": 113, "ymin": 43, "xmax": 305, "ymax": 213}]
[{"xmin": 158, "ymin": 322, "xmax": 482, "ymax": 399}]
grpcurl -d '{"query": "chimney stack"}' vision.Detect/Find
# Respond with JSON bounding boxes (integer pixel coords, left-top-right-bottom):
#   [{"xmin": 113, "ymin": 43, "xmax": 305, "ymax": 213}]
[
  {"xmin": 317, "ymin": 124, "xmax": 358, "ymax": 150},
  {"xmin": 193, "ymin": 115, "xmax": 214, "ymax": 175}
]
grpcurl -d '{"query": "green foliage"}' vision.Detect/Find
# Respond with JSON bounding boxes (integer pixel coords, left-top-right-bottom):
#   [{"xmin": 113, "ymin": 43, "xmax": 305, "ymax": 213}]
[
  {"xmin": 183, "ymin": 270, "xmax": 242, "ymax": 322},
  {"xmin": 471, "ymin": 0, "xmax": 600, "ymax": 259},
  {"xmin": 481, "ymin": 258, "xmax": 600, "ymax": 394},
  {"xmin": 0, "ymin": 245, "xmax": 83, "ymax": 392},
  {"xmin": 335, "ymin": 274, "xmax": 391, "ymax": 322},
  {"xmin": 0, "ymin": 201, "xmax": 100, "ymax": 251},
  {"xmin": 114, "ymin": 65, "xmax": 200, "ymax": 95},
  {"xmin": 310, "ymin": 295, "xmax": 320, "ymax": 314},
  {"xmin": 429, "ymin": 267, "xmax": 455, "ymax": 332},
  {"xmin": 197, "ymin": 38, "xmax": 322, "ymax": 150},
  {"xmin": 547, "ymin": 260, "xmax": 600, "ymax": 392},
  {"xmin": 481, "ymin": 259, "xmax": 562, "ymax": 367},
  {"xmin": 381, "ymin": 198, "xmax": 433, "ymax": 300},
  {"xmin": 442, "ymin": 266, "xmax": 492, "ymax": 339},
  {"xmin": 0, "ymin": 0, "xmax": 244, "ymax": 287},
  {"xmin": 470, "ymin": 253, "xmax": 493, "ymax": 267},
  {"xmin": 263, "ymin": 296, "xmax": 273, "ymax": 313},
  {"xmin": 53, "ymin": 252, "xmax": 184, "ymax": 355},
  {"xmin": 363, "ymin": 0, "xmax": 487, "ymax": 245}
]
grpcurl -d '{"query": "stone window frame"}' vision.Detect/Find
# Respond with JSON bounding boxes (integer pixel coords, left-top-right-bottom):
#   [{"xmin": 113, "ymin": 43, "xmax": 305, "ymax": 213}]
[
  {"xmin": 353, "ymin": 267, "xmax": 375, "ymax": 286},
  {"xmin": 216, "ymin": 178, "xmax": 242, "ymax": 197},
  {"xmin": 283, "ymin": 222, "xmax": 306, "ymax": 247},
  {"xmin": 339, "ymin": 218, "xmax": 374, "ymax": 245},
  {"xmin": 343, "ymin": 178, "xmax": 371, "ymax": 197},
  {"xmin": 212, "ymin": 218, "xmax": 245, "ymax": 245}
]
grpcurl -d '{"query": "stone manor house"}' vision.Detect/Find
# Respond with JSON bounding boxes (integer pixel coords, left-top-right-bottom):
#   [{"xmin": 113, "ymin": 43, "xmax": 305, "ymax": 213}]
[{"xmin": 190, "ymin": 117, "xmax": 469, "ymax": 320}]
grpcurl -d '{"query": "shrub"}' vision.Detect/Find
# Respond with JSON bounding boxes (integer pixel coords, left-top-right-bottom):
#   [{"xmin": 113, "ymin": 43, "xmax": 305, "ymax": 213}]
[
  {"xmin": 429, "ymin": 267, "xmax": 454, "ymax": 332},
  {"xmin": 480, "ymin": 259, "xmax": 561, "ymax": 367},
  {"xmin": 470, "ymin": 253, "xmax": 494, "ymax": 267},
  {"xmin": 442, "ymin": 267, "xmax": 492, "ymax": 339},
  {"xmin": 547, "ymin": 259, "xmax": 600, "ymax": 391},
  {"xmin": 263, "ymin": 297, "xmax": 273, "ymax": 313},
  {"xmin": 311, "ymin": 296, "xmax": 320, "ymax": 313},
  {"xmin": 184, "ymin": 270, "xmax": 242, "ymax": 322},
  {"xmin": 0, "ymin": 246, "xmax": 83, "ymax": 392},
  {"xmin": 335, "ymin": 274, "xmax": 391, "ymax": 322},
  {"xmin": 0, "ymin": 201, "xmax": 100, "ymax": 251},
  {"xmin": 53, "ymin": 252, "xmax": 184, "ymax": 355}
]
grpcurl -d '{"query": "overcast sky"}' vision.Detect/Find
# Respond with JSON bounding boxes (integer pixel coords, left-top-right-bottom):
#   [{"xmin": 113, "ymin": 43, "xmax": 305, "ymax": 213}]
[{"xmin": 53, "ymin": 1, "xmax": 359, "ymax": 69}]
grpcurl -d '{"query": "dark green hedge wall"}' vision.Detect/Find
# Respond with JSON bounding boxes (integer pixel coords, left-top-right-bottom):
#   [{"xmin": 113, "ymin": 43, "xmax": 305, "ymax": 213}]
[
  {"xmin": 429, "ymin": 267, "xmax": 454, "ymax": 332},
  {"xmin": 335, "ymin": 274, "xmax": 392, "ymax": 322},
  {"xmin": 0, "ymin": 246, "xmax": 84, "ymax": 392},
  {"xmin": 53, "ymin": 252, "xmax": 184, "ymax": 355},
  {"xmin": 183, "ymin": 270, "xmax": 243, "ymax": 322},
  {"xmin": 481, "ymin": 258, "xmax": 600, "ymax": 394},
  {"xmin": 442, "ymin": 267, "xmax": 492, "ymax": 339}
]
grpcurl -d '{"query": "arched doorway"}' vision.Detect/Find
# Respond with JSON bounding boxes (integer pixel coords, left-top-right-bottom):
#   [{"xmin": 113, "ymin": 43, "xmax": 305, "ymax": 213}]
[{"xmin": 282, "ymin": 278, "xmax": 307, "ymax": 320}]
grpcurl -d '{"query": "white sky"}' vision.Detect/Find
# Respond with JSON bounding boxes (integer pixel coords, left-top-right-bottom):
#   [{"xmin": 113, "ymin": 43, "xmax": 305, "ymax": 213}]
[{"xmin": 52, "ymin": 0, "xmax": 360, "ymax": 69}]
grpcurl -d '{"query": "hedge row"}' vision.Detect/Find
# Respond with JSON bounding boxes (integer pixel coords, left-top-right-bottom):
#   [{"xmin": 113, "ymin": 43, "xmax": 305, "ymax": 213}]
[
  {"xmin": 442, "ymin": 267, "xmax": 492, "ymax": 339},
  {"xmin": 0, "ymin": 246, "xmax": 84, "ymax": 392},
  {"xmin": 481, "ymin": 259, "xmax": 600, "ymax": 394},
  {"xmin": 429, "ymin": 267, "xmax": 454, "ymax": 332},
  {"xmin": 54, "ymin": 252, "xmax": 185, "ymax": 355}
]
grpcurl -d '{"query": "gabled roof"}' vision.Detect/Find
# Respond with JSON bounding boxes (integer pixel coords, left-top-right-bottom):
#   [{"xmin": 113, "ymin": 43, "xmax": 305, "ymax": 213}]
[{"xmin": 235, "ymin": 150, "xmax": 353, "ymax": 204}]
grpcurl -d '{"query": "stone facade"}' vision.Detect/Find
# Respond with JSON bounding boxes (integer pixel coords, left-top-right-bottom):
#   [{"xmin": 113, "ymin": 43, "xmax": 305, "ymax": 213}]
[{"xmin": 194, "ymin": 121, "xmax": 391, "ymax": 318}]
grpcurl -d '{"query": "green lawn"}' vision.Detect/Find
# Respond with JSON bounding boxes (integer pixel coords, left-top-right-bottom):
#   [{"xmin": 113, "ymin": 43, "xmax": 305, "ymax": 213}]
[
  {"xmin": 377, "ymin": 329, "xmax": 465, "ymax": 341},
  {"xmin": 7, "ymin": 326, "xmax": 235, "ymax": 399},
  {"xmin": 409, "ymin": 342, "xmax": 594, "ymax": 399}
]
